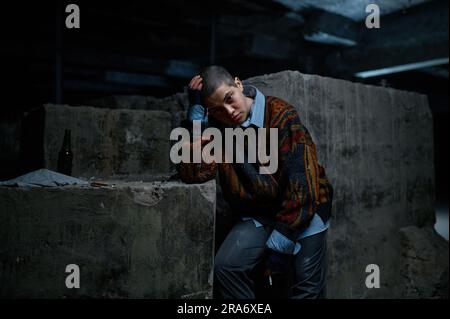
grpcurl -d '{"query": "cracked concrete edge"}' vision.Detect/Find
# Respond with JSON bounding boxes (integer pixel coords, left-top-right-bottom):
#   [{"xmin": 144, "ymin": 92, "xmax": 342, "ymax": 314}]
[{"xmin": 399, "ymin": 225, "xmax": 449, "ymax": 298}]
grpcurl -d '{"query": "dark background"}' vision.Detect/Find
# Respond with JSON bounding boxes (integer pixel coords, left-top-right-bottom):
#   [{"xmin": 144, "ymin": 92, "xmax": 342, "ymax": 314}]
[{"xmin": 1, "ymin": 0, "xmax": 448, "ymax": 236}]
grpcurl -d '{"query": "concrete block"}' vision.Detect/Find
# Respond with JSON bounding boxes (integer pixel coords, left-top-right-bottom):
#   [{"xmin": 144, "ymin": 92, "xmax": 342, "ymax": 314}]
[
  {"xmin": 42, "ymin": 104, "xmax": 172, "ymax": 178},
  {"xmin": 86, "ymin": 92, "xmax": 189, "ymax": 114},
  {"xmin": 399, "ymin": 226, "xmax": 449, "ymax": 298},
  {"xmin": 0, "ymin": 115, "xmax": 21, "ymax": 178},
  {"xmin": 85, "ymin": 93, "xmax": 189, "ymax": 132},
  {"xmin": 244, "ymin": 70, "xmax": 447, "ymax": 298},
  {"xmin": 0, "ymin": 179, "xmax": 216, "ymax": 298}
]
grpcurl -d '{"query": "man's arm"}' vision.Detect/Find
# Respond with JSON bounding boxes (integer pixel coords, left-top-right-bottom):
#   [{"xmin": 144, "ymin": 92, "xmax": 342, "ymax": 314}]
[
  {"xmin": 271, "ymin": 107, "xmax": 321, "ymax": 243},
  {"xmin": 231, "ymin": 157, "xmax": 279, "ymax": 202},
  {"xmin": 176, "ymin": 143, "xmax": 218, "ymax": 184},
  {"xmin": 177, "ymin": 76, "xmax": 217, "ymax": 184}
]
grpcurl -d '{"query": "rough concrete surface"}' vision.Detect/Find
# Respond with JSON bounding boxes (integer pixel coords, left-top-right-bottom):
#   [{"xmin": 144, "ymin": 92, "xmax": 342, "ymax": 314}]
[
  {"xmin": 43, "ymin": 104, "xmax": 172, "ymax": 178},
  {"xmin": 399, "ymin": 226, "xmax": 449, "ymax": 298},
  {"xmin": 244, "ymin": 70, "xmax": 447, "ymax": 298},
  {"xmin": 86, "ymin": 92, "xmax": 189, "ymax": 114},
  {"xmin": 85, "ymin": 94, "xmax": 189, "ymax": 131},
  {"xmin": 0, "ymin": 180, "xmax": 216, "ymax": 298}
]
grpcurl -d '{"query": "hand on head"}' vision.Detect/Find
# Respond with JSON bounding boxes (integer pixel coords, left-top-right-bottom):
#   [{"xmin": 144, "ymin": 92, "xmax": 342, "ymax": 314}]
[
  {"xmin": 189, "ymin": 75, "xmax": 203, "ymax": 91},
  {"xmin": 188, "ymin": 75, "xmax": 204, "ymax": 106}
]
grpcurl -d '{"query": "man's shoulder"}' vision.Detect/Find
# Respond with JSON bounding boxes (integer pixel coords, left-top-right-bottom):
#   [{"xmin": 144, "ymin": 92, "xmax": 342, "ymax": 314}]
[
  {"xmin": 266, "ymin": 96, "xmax": 315, "ymax": 145},
  {"xmin": 266, "ymin": 96, "xmax": 300, "ymax": 123},
  {"xmin": 266, "ymin": 96, "xmax": 296, "ymax": 113}
]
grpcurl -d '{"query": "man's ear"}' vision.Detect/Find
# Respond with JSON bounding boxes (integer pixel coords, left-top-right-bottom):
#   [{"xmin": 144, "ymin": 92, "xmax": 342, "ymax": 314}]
[{"xmin": 234, "ymin": 77, "xmax": 244, "ymax": 91}]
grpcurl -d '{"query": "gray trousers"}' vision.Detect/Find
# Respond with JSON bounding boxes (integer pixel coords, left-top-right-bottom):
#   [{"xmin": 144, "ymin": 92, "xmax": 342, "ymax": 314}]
[{"xmin": 214, "ymin": 220, "xmax": 327, "ymax": 299}]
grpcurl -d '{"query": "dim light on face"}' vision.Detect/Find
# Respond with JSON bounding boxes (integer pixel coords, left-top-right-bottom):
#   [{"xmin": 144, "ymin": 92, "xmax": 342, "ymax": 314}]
[{"xmin": 203, "ymin": 78, "xmax": 254, "ymax": 126}]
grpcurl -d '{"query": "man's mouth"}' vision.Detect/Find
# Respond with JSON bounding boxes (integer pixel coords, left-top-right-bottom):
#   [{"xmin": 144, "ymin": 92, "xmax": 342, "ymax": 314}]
[{"xmin": 231, "ymin": 113, "xmax": 241, "ymax": 122}]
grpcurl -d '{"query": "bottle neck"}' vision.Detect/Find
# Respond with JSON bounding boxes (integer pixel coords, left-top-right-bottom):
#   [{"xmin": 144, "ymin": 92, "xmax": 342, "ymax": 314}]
[{"xmin": 62, "ymin": 130, "xmax": 72, "ymax": 151}]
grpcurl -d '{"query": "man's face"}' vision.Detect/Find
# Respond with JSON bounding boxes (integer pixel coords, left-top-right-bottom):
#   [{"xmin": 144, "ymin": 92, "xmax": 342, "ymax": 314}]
[{"xmin": 203, "ymin": 78, "xmax": 253, "ymax": 126}]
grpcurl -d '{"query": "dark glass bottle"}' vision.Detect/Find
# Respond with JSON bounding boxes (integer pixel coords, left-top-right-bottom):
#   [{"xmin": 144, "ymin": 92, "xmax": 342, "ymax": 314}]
[{"xmin": 57, "ymin": 129, "xmax": 73, "ymax": 176}]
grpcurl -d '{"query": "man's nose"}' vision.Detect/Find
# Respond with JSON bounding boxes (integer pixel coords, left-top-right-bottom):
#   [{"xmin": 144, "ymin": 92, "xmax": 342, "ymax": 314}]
[{"xmin": 224, "ymin": 104, "xmax": 235, "ymax": 115}]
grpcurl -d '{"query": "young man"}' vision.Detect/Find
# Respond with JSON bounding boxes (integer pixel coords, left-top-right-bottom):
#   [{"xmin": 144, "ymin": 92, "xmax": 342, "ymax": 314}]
[{"xmin": 177, "ymin": 66, "xmax": 333, "ymax": 299}]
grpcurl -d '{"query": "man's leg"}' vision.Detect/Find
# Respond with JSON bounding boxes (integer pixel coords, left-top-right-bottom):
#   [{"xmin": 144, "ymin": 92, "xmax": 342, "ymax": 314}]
[
  {"xmin": 214, "ymin": 220, "xmax": 270, "ymax": 299},
  {"xmin": 290, "ymin": 230, "xmax": 328, "ymax": 299}
]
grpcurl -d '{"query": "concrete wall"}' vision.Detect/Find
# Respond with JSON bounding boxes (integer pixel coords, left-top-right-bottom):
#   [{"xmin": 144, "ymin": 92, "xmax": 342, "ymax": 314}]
[
  {"xmin": 245, "ymin": 71, "xmax": 448, "ymax": 298},
  {"xmin": 86, "ymin": 92, "xmax": 189, "ymax": 113},
  {"xmin": 85, "ymin": 94, "xmax": 189, "ymax": 133},
  {"xmin": 42, "ymin": 104, "xmax": 172, "ymax": 178},
  {"xmin": 0, "ymin": 180, "xmax": 216, "ymax": 298},
  {"xmin": 0, "ymin": 115, "xmax": 21, "ymax": 179}
]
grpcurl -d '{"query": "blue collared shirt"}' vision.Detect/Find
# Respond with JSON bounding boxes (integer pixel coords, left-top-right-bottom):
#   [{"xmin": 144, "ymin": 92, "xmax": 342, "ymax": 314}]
[{"xmin": 187, "ymin": 85, "xmax": 329, "ymax": 255}]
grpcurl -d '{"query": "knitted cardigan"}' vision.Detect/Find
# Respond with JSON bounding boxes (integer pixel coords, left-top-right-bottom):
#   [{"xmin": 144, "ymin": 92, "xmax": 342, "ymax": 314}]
[{"xmin": 177, "ymin": 96, "xmax": 333, "ymax": 241}]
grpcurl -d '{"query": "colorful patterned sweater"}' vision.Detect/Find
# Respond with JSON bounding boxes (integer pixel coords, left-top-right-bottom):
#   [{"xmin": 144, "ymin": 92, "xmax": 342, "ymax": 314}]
[{"xmin": 177, "ymin": 96, "xmax": 333, "ymax": 241}]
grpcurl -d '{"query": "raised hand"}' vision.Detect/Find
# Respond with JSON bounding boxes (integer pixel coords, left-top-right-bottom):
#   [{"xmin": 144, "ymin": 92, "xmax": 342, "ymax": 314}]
[
  {"xmin": 189, "ymin": 74, "xmax": 203, "ymax": 91},
  {"xmin": 188, "ymin": 75, "xmax": 203, "ymax": 105}
]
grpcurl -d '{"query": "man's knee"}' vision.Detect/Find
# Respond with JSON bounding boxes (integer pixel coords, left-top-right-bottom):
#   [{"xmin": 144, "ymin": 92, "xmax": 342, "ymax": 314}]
[
  {"xmin": 214, "ymin": 257, "xmax": 229, "ymax": 278},
  {"xmin": 214, "ymin": 254, "xmax": 250, "ymax": 277},
  {"xmin": 290, "ymin": 232, "xmax": 328, "ymax": 299}
]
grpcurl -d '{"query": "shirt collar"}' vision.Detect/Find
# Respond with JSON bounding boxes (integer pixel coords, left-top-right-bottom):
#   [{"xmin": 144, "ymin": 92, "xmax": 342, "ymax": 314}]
[{"xmin": 240, "ymin": 85, "xmax": 265, "ymax": 128}]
